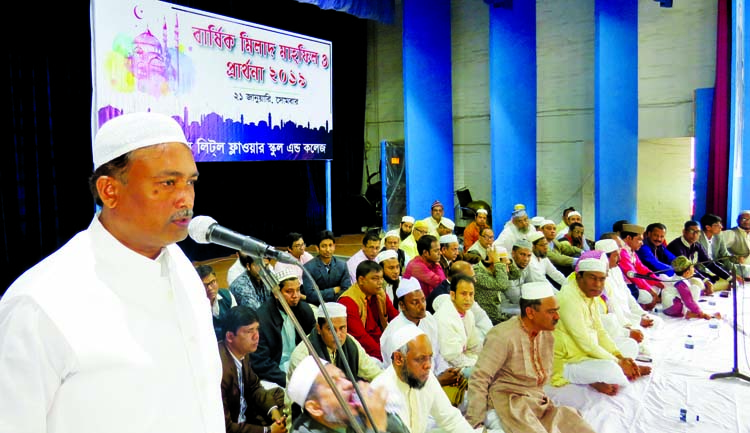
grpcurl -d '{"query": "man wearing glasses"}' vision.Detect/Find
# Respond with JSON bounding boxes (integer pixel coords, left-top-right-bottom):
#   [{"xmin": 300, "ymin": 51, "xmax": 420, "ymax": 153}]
[
  {"xmin": 667, "ymin": 220, "xmax": 732, "ymax": 287},
  {"xmin": 401, "ymin": 220, "xmax": 429, "ymax": 262},
  {"xmin": 466, "ymin": 227, "xmax": 495, "ymax": 261},
  {"xmin": 723, "ymin": 210, "xmax": 750, "ymax": 271},
  {"xmin": 274, "ymin": 232, "xmax": 315, "ymax": 297}
]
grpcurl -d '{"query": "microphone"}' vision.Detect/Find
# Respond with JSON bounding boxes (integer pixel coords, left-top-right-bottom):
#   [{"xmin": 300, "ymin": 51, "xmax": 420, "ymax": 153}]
[
  {"xmin": 188, "ymin": 215, "xmax": 298, "ymax": 264},
  {"xmin": 626, "ymin": 271, "xmax": 681, "ymax": 283}
]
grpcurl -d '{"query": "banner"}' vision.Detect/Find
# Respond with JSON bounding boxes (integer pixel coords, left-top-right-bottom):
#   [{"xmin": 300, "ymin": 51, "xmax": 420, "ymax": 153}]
[{"xmin": 92, "ymin": 0, "xmax": 333, "ymax": 161}]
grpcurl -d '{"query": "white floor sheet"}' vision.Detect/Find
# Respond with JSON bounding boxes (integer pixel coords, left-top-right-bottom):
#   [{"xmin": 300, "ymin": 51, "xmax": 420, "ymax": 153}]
[{"xmin": 545, "ymin": 283, "xmax": 750, "ymax": 433}]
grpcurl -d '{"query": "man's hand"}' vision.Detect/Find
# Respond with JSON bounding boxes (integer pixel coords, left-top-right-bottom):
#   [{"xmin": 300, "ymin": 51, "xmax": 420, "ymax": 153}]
[
  {"xmin": 628, "ymin": 328, "xmax": 644, "ymax": 343},
  {"xmin": 269, "ymin": 415, "xmax": 287, "ymax": 433},
  {"xmin": 436, "ymin": 368, "xmax": 463, "ymax": 387},
  {"xmin": 640, "ymin": 315, "xmax": 654, "ymax": 328},
  {"xmin": 618, "ymin": 357, "xmax": 640, "ymax": 381}
]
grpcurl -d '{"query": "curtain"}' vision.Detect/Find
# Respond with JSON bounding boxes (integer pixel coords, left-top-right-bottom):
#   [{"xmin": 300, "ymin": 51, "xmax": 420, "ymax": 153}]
[
  {"xmin": 294, "ymin": 0, "xmax": 394, "ymax": 23},
  {"xmin": 706, "ymin": 0, "xmax": 731, "ymax": 221}
]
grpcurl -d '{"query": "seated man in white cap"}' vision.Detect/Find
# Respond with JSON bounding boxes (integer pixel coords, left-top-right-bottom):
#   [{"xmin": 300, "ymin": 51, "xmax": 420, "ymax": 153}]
[
  {"xmin": 288, "ymin": 356, "xmax": 408, "ymax": 433},
  {"xmin": 302, "ymin": 230, "xmax": 352, "ymax": 305},
  {"xmin": 466, "ymin": 282, "xmax": 596, "ymax": 433},
  {"xmin": 557, "ymin": 210, "xmax": 582, "ymax": 239},
  {"xmin": 372, "ymin": 325, "xmax": 479, "ymax": 433},
  {"xmin": 552, "ymin": 251, "xmax": 650, "ymax": 396},
  {"xmin": 421, "ymin": 200, "xmax": 446, "ymax": 237},
  {"xmin": 495, "ymin": 204, "xmax": 534, "ymax": 252},
  {"xmin": 288, "ymin": 302, "xmax": 382, "ymax": 386},
  {"xmin": 376, "ymin": 249, "xmax": 401, "ymax": 302},
  {"xmin": 250, "ymin": 268, "xmax": 317, "ymax": 387},
  {"xmin": 525, "ymin": 230, "xmax": 568, "ymax": 289},
  {"xmin": 463, "ymin": 208, "xmax": 489, "ymax": 251},
  {"xmin": 379, "ymin": 229, "xmax": 409, "ymax": 272},
  {"xmin": 530, "ymin": 215, "xmax": 546, "ymax": 231},
  {"xmin": 401, "ymin": 220, "xmax": 429, "ymax": 261},
  {"xmin": 219, "ymin": 306, "xmax": 287, "ymax": 433},
  {"xmin": 379, "ymin": 278, "xmax": 459, "ymax": 387},
  {"xmin": 438, "ymin": 233, "xmax": 461, "ymax": 274},
  {"xmin": 437, "ymin": 217, "xmax": 455, "ymax": 237},
  {"xmin": 403, "ymin": 235, "xmax": 447, "ymax": 297},
  {"xmin": 399, "ymin": 216, "xmax": 415, "ymax": 241},
  {"xmin": 540, "ymin": 219, "xmax": 581, "ymax": 276},
  {"xmin": 433, "ymin": 275, "xmax": 482, "ymax": 375},
  {"xmin": 502, "ymin": 240, "xmax": 534, "ymax": 317}
]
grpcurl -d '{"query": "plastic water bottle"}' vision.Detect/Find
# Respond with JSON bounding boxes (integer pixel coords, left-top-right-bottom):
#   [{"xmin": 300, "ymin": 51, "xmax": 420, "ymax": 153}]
[
  {"xmin": 679, "ymin": 408, "xmax": 700, "ymax": 424},
  {"xmin": 684, "ymin": 334, "xmax": 695, "ymax": 349},
  {"xmin": 709, "ymin": 318, "xmax": 720, "ymax": 339}
]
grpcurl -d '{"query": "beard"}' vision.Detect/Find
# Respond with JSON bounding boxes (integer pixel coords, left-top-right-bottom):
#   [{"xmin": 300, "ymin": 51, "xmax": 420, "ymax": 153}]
[
  {"xmin": 399, "ymin": 366, "xmax": 427, "ymax": 390},
  {"xmin": 533, "ymin": 249, "xmax": 547, "ymax": 258},
  {"xmin": 384, "ymin": 274, "xmax": 400, "ymax": 289}
]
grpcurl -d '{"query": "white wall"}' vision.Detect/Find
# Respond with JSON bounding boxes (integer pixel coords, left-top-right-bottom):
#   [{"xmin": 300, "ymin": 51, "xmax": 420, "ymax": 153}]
[{"xmin": 364, "ymin": 0, "xmax": 717, "ymax": 231}]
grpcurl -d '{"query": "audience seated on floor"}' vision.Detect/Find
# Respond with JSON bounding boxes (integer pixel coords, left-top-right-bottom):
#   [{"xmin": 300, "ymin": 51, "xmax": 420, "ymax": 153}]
[
  {"xmin": 346, "ymin": 231, "xmax": 381, "ymax": 284},
  {"xmin": 495, "ymin": 204, "xmax": 534, "ymax": 252},
  {"xmin": 557, "ymin": 210, "xmax": 582, "ymax": 239},
  {"xmin": 667, "ymin": 220, "xmax": 732, "ymax": 291},
  {"xmin": 699, "ymin": 213, "xmax": 732, "ymax": 270},
  {"xmin": 618, "ymin": 223, "xmax": 663, "ymax": 311},
  {"xmin": 558, "ymin": 222, "xmax": 594, "ymax": 251},
  {"xmin": 462, "ymin": 208, "xmax": 489, "ymax": 252},
  {"xmin": 230, "ymin": 251, "xmax": 272, "ymax": 311},
  {"xmin": 399, "ymin": 215, "xmax": 415, "ymax": 241},
  {"xmin": 525, "ymin": 230, "xmax": 567, "ymax": 289},
  {"xmin": 472, "ymin": 241, "xmax": 521, "ymax": 326},
  {"xmin": 219, "ymin": 306, "xmax": 287, "ymax": 433},
  {"xmin": 439, "ymin": 233, "xmax": 461, "ymax": 274},
  {"xmin": 421, "ymin": 200, "xmax": 447, "ymax": 238},
  {"xmin": 403, "ymin": 235, "xmax": 446, "ymax": 298},
  {"xmin": 540, "ymin": 218, "xmax": 580, "ymax": 276},
  {"xmin": 302, "ymin": 230, "xmax": 352, "ymax": 305},
  {"xmin": 338, "ymin": 260, "xmax": 399, "ymax": 362},
  {"xmin": 380, "ymin": 229, "xmax": 409, "ymax": 271},
  {"xmin": 196, "ymin": 264, "xmax": 237, "ymax": 341},
  {"xmin": 466, "ymin": 226, "xmax": 494, "ymax": 260},
  {"xmin": 249, "ymin": 268, "xmax": 316, "ymax": 388},
  {"xmin": 662, "ymin": 256, "xmax": 722, "ymax": 320},
  {"xmin": 723, "ymin": 210, "xmax": 750, "ymax": 271},
  {"xmin": 636, "ymin": 222, "xmax": 676, "ymax": 276},
  {"xmin": 502, "ymin": 240, "xmax": 533, "ymax": 317},
  {"xmin": 273, "ymin": 232, "xmax": 314, "ymax": 294},
  {"xmin": 433, "ymin": 275, "xmax": 482, "ymax": 377},
  {"xmin": 376, "ymin": 249, "xmax": 401, "ymax": 302}
]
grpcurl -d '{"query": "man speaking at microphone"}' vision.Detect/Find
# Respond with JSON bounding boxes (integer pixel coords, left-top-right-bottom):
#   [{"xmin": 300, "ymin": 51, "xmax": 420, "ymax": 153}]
[{"xmin": 0, "ymin": 112, "xmax": 225, "ymax": 433}]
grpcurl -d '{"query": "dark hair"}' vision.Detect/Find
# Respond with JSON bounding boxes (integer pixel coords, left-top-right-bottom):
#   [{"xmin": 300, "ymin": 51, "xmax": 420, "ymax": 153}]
[
  {"xmin": 318, "ymin": 230, "xmax": 336, "ymax": 245},
  {"xmin": 238, "ymin": 250, "xmax": 255, "ymax": 268},
  {"xmin": 700, "ymin": 213, "xmax": 722, "ymax": 228},
  {"xmin": 88, "ymin": 153, "xmax": 131, "ymax": 206},
  {"xmin": 683, "ymin": 220, "xmax": 700, "ymax": 231},
  {"xmin": 612, "ymin": 220, "xmax": 630, "ymax": 233},
  {"xmin": 462, "ymin": 252, "xmax": 482, "ymax": 264},
  {"xmin": 417, "ymin": 235, "xmax": 437, "ymax": 256},
  {"xmin": 356, "ymin": 260, "xmax": 382, "ymax": 279},
  {"xmin": 362, "ymin": 231, "xmax": 381, "ymax": 246},
  {"xmin": 562, "ymin": 207, "xmax": 576, "ymax": 218},
  {"xmin": 195, "ymin": 264, "xmax": 215, "ymax": 280},
  {"xmin": 224, "ymin": 305, "xmax": 259, "ymax": 335},
  {"xmin": 599, "ymin": 231, "xmax": 618, "ymax": 241},
  {"xmin": 645, "ymin": 223, "xmax": 667, "ymax": 234},
  {"xmin": 287, "ymin": 232, "xmax": 304, "ymax": 248},
  {"xmin": 479, "ymin": 227, "xmax": 493, "ymax": 238},
  {"xmin": 568, "ymin": 222, "xmax": 584, "ymax": 232},
  {"xmin": 450, "ymin": 274, "xmax": 475, "ymax": 293},
  {"xmin": 448, "ymin": 260, "xmax": 473, "ymax": 280},
  {"xmin": 519, "ymin": 297, "xmax": 542, "ymax": 318}
]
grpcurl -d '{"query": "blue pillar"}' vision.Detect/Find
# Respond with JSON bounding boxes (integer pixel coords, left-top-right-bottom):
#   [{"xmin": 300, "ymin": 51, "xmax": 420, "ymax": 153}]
[
  {"xmin": 594, "ymin": 0, "xmax": 638, "ymax": 238},
  {"xmin": 693, "ymin": 88, "xmax": 714, "ymax": 220},
  {"xmin": 403, "ymin": 0, "xmax": 454, "ymax": 220},
  {"xmin": 325, "ymin": 160, "xmax": 332, "ymax": 231},
  {"xmin": 488, "ymin": 2, "xmax": 537, "ymax": 235},
  {"xmin": 729, "ymin": 0, "xmax": 750, "ymax": 220}
]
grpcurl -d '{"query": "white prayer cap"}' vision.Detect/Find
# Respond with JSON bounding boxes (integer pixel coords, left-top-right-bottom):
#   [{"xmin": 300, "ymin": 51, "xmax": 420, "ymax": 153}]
[
  {"xmin": 93, "ymin": 112, "xmax": 189, "ymax": 170},
  {"xmin": 595, "ymin": 239, "xmax": 619, "ymax": 254},
  {"xmin": 541, "ymin": 219, "xmax": 556, "ymax": 228},
  {"xmin": 384, "ymin": 229, "xmax": 400, "ymax": 240},
  {"xmin": 527, "ymin": 231, "xmax": 545, "ymax": 244},
  {"xmin": 383, "ymin": 324, "xmax": 425, "ymax": 361},
  {"xmin": 439, "ymin": 234, "xmax": 458, "ymax": 245},
  {"xmin": 477, "ymin": 209, "xmax": 488, "ymax": 215},
  {"xmin": 401, "ymin": 216, "xmax": 415, "ymax": 224},
  {"xmin": 275, "ymin": 267, "xmax": 298, "ymax": 283},
  {"xmin": 316, "ymin": 302, "xmax": 348, "ymax": 319},
  {"xmin": 376, "ymin": 249, "xmax": 398, "ymax": 264},
  {"xmin": 521, "ymin": 281, "xmax": 556, "ymax": 300},
  {"xmin": 531, "ymin": 216, "xmax": 545, "ymax": 226},
  {"xmin": 288, "ymin": 355, "xmax": 327, "ymax": 407},
  {"xmin": 396, "ymin": 277, "xmax": 421, "ymax": 299},
  {"xmin": 568, "ymin": 211, "xmax": 582, "ymax": 218},
  {"xmin": 575, "ymin": 250, "xmax": 609, "ymax": 274},
  {"xmin": 439, "ymin": 218, "xmax": 455, "ymax": 230},
  {"xmin": 495, "ymin": 245, "xmax": 509, "ymax": 259}
]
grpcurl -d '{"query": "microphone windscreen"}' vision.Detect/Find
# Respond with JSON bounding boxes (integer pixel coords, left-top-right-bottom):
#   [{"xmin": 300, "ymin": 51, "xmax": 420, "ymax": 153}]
[{"xmin": 188, "ymin": 215, "xmax": 217, "ymax": 244}]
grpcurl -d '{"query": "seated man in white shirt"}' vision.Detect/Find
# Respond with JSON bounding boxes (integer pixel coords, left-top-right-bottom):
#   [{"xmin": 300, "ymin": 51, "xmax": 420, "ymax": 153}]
[
  {"xmin": 372, "ymin": 325, "xmax": 479, "ymax": 433},
  {"xmin": 433, "ymin": 275, "xmax": 482, "ymax": 376},
  {"xmin": 525, "ymin": 230, "xmax": 567, "ymax": 289}
]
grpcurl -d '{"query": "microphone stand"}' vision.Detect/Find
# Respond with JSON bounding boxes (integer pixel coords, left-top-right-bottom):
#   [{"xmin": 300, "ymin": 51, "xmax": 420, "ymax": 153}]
[
  {"xmin": 258, "ymin": 262, "xmax": 377, "ymax": 433},
  {"xmin": 709, "ymin": 259, "xmax": 750, "ymax": 383}
]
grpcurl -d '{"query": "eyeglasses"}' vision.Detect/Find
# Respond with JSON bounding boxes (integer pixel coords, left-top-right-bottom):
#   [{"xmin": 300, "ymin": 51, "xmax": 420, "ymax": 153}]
[
  {"xmin": 414, "ymin": 228, "xmax": 427, "ymax": 235},
  {"xmin": 292, "ymin": 242, "xmax": 306, "ymax": 249}
]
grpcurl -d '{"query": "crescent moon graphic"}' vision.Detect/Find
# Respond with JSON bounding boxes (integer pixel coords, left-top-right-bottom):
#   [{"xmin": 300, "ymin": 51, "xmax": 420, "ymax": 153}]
[{"xmin": 134, "ymin": 5, "xmax": 143, "ymax": 19}]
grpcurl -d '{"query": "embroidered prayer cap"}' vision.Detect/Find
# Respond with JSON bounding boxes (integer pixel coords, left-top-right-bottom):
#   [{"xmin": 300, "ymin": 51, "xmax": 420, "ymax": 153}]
[
  {"xmin": 401, "ymin": 216, "xmax": 415, "ymax": 224},
  {"xmin": 621, "ymin": 223, "xmax": 645, "ymax": 235},
  {"xmin": 93, "ymin": 112, "xmax": 189, "ymax": 170},
  {"xmin": 477, "ymin": 208, "xmax": 488, "ymax": 215},
  {"xmin": 431, "ymin": 200, "xmax": 444, "ymax": 209},
  {"xmin": 740, "ymin": 210, "xmax": 750, "ymax": 217},
  {"xmin": 595, "ymin": 239, "xmax": 619, "ymax": 254},
  {"xmin": 414, "ymin": 220, "xmax": 429, "ymax": 230},
  {"xmin": 521, "ymin": 281, "xmax": 556, "ymax": 300},
  {"xmin": 671, "ymin": 255, "xmax": 693, "ymax": 274},
  {"xmin": 541, "ymin": 219, "xmax": 557, "ymax": 228},
  {"xmin": 288, "ymin": 355, "xmax": 328, "ymax": 407},
  {"xmin": 316, "ymin": 302, "xmax": 348, "ymax": 319},
  {"xmin": 512, "ymin": 204, "xmax": 527, "ymax": 218},
  {"xmin": 439, "ymin": 218, "xmax": 455, "ymax": 230},
  {"xmin": 395, "ymin": 277, "xmax": 421, "ymax": 299},
  {"xmin": 527, "ymin": 231, "xmax": 545, "ymax": 244},
  {"xmin": 567, "ymin": 211, "xmax": 582, "ymax": 218},
  {"xmin": 439, "ymin": 234, "xmax": 458, "ymax": 245},
  {"xmin": 531, "ymin": 216, "xmax": 545, "ymax": 226},
  {"xmin": 513, "ymin": 239, "xmax": 533, "ymax": 250},
  {"xmin": 495, "ymin": 245, "xmax": 509, "ymax": 259},
  {"xmin": 384, "ymin": 229, "xmax": 400, "ymax": 240},
  {"xmin": 274, "ymin": 267, "xmax": 298, "ymax": 283},
  {"xmin": 575, "ymin": 250, "xmax": 609, "ymax": 274},
  {"xmin": 384, "ymin": 324, "xmax": 426, "ymax": 361},
  {"xmin": 376, "ymin": 249, "xmax": 398, "ymax": 264}
]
